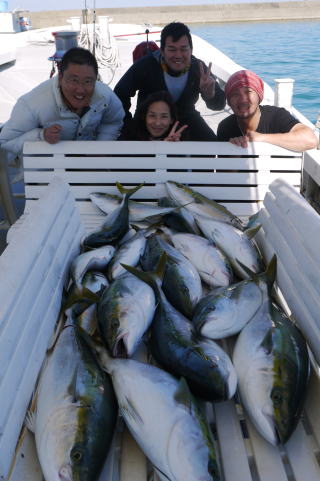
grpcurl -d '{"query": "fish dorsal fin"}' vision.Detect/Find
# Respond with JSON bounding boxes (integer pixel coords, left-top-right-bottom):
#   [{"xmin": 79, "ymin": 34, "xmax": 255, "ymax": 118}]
[
  {"xmin": 63, "ymin": 286, "xmax": 100, "ymax": 313},
  {"xmin": 236, "ymin": 255, "xmax": 277, "ymax": 292},
  {"xmin": 235, "ymin": 259, "xmax": 260, "ymax": 283},
  {"xmin": 75, "ymin": 325, "xmax": 112, "ymax": 373},
  {"xmin": 121, "ymin": 252, "xmax": 167, "ymax": 293},
  {"xmin": 244, "ymin": 223, "xmax": 262, "ymax": 240}
]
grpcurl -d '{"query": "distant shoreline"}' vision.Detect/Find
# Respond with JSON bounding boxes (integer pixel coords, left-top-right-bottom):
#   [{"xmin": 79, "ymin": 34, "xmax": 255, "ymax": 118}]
[{"xmin": 18, "ymin": 1, "xmax": 320, "ymax": 29}]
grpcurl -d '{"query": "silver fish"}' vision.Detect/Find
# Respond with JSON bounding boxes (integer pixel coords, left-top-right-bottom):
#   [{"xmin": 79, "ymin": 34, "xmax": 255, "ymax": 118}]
[
  {"xmin": 233, "ymin": 271, "xmax": 310, "ymax": 445},
  {"xmin": 70, "ymin": 245, "xmax": 115, "ymax": 286},
  {"xmin": 193, "ymin": 279, "xmax": 263, "ymax": 339},
  {"xmin": 83, "ymin": 183, "xmax": 143, "ymax": 249},
  {"xmin": 108, "ymin": 229, "xmax": 147, "ymax": 280},
  {"xmin": 141, "ymin": 234, "xmax": 202, "ymax": 318},
  {"xmin": 165, "ymin": 230, "xmax": 233, "ymax": 287},
  {"xmin": 27, "ymin": 324, "xmax": 118, "ymax": 481},
  {"xmin": 165, "ymin": 180, "xmax": 244, "ymax": 230},
  {"xmin": 195, "ymin": 215, "xmax": 264, "ymax": 279},
  {"xmin": 95, "ymin": 349, "xmax": 222, "ymax": 481},
  {"xmin": 98, "ymin": 272, "xmax": 156, "ymax": 358},
  {"xmin": 90, "ymin": 192, "xmax": 176, "ymax": 222}
]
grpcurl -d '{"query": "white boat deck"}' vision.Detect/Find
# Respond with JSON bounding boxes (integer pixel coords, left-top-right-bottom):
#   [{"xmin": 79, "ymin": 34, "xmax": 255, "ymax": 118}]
[{"xmin": 0, "ymin": 23, "xmax": 236, "ymax": 128}]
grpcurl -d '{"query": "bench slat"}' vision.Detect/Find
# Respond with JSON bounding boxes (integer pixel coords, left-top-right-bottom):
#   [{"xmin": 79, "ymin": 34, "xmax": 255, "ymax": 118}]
[
  {"xmin": 23, "ymin": 140, "xmax": 303, "ymax": 157},
  {"xmin": 23, "ymin": 170, "xmax": 300, "ymax": 188},
  {"xmin": 214, "ymin": 401, "xmax": 253, "ymax": 481}
]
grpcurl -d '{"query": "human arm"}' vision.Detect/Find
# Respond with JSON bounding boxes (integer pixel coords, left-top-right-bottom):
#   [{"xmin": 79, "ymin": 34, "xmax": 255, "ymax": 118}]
[
  {"xmin": 43, "ymin": 124, "xmax": 62, "ymax": 143},
  {"xmin": 114, "ymin": 61, "xmax": 146, "ymax": 121},
  {"xmin": 96, "ymin": 91, "xmax": 125, "ymax": 140},
  {"xmin": 229, "ymin": 123, "xmax": 318, "ymax": 152},
  {"xmin": 198, "ymin": 60, "xmax": 226, "ymax": 111},
  {"xmin": 164, "ymin": 122, "xmax": 188, "ymax": 142},
  {"xmin": 0, "ymin": 98, "xmax": 46, "ymax": 156}
]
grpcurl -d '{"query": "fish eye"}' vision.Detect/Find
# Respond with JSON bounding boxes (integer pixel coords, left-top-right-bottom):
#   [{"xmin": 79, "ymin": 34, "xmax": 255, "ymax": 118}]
[
  {"xmin": 271, "ymin": 387, "xmax": 283, "ymax": 406},
  {"xmin": 71, "ymin": 449, "xmax": 83, "ymax": 463}
]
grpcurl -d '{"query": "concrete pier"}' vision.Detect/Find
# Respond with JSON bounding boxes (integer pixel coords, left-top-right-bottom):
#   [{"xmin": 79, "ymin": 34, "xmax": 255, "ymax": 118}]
[{"xmin": 17, "ymin": 1, "xmax": 320, "ymax": 29}]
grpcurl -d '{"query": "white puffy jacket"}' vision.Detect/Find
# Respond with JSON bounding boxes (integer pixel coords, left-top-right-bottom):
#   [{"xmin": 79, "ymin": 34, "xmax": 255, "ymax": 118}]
[{"xmin": 0, "ymin": 76, "xmax": 124, "ymax": 156}]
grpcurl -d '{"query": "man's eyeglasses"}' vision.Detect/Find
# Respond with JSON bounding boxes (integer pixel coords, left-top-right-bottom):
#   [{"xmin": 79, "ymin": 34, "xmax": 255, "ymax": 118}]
[{"xmin": 63, "ymin": 76, "xmax": 96, "ymax": 88}]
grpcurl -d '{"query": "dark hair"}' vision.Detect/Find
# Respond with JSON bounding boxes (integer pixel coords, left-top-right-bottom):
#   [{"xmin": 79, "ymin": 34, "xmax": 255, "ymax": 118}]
[
  {"xmin": 134, "ymin": 91, "xmax": 177, "ymax": 140},
  {"xmin": 60, "ymin": 47, "xmax": 98, "ymax": 76},
  {"xmin": 160, "ymin": 22, "xmax": 193, "ymax": 50}
]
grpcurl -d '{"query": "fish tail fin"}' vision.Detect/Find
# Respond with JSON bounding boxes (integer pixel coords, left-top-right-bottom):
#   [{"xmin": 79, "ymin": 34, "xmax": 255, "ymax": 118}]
[
  {"xmin": 25, "ymin": 411, "xmax": 36, "ymax": 433},
  {"xmin": 116, "ymin": 181, "xmax": 144, "ymax": 198}
]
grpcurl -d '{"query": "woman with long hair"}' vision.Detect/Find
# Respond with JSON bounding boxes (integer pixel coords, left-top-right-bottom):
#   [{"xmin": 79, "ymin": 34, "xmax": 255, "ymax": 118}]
[{"xmin": 120, "ymin": 91, "xmax": 188, "ymax": 141}]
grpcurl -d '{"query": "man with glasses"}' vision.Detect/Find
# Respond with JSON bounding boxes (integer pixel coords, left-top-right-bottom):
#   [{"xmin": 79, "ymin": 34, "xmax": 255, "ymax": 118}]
[
  {"xmin": 114, "ymin": 22, "xmax": 225, "ymax": 141},
  {"xmin": 0, "ymin": 47, "xmax": 124, "ymax": 157}
]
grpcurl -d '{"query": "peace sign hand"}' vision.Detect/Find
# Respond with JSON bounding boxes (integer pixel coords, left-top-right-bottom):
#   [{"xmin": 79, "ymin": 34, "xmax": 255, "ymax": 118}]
[
  {"xmin": 164, "ymin": 121, "xmax": 188, "ymax": 142},
  {"xmin": 199, "ymin": 61, "xmax": 216, "ymax": 99}
]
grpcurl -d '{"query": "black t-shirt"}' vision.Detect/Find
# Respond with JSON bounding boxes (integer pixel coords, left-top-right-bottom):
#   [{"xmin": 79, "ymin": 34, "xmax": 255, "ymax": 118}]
[{"xmin": 217, "ymin": 105, "xmax": 300, "ymax": 140}]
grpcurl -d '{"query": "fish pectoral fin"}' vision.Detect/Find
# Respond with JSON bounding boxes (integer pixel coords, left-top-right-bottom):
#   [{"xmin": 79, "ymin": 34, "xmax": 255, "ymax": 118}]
[
  {"xmin": 244, "ymin": 223, "xmax": 262, "ymax": 239},
  {"xmin": 174, "ymin": 378, "xmax": 193, "ymax": 413},
  {"xmin": 122, "ymin": 397, "xmax": 144, "ymax": 425},
  {"xmin": 261, "ymin": 328, "xmax": 274, "ymax": 355},
  {"xmin": 154, "ymin": 466, "xmax": 172, "ymax": 481},
  {"xmin": 68, "ymin": 366, "xmax": 80, "ymax": 403},
  {"xmin": 25, "ymin": 411, "xmax": 36, "ymax": 433}
]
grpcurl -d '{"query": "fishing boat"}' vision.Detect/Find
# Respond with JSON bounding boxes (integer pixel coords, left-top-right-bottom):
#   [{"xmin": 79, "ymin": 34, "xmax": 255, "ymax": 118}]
[{"xmin": 1, "ymin": 9, "xmax": 320, "ymax": 481}]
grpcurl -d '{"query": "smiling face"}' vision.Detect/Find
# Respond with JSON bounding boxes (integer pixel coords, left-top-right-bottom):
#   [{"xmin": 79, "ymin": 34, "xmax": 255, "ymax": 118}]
[
  {"xmin": 161, "ymin": 35, "xmax": 192, "ymax": 73},
  {"xmin": 145, "ymin": 101, "xmax": 173, "ymax": 139},
  {"xmin": 59, "ymin": 63, "xmax": 96, "ymax": 114},
  {"xmin": 227, "ymin": 86, "xmax": 261, "ymax": 120}
]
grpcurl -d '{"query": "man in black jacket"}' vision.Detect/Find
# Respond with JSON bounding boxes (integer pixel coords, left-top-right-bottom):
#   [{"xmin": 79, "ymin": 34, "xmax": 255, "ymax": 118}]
[{"xmin": 114, "ymin": 22, "xmax": 226, "ymax": 141}]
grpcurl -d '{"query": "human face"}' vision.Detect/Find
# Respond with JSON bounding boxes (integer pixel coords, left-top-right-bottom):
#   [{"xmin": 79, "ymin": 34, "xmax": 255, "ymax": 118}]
[
  {"xmin": 145, "ymin": 101, "xmax": 173, "ymax": 139},
  {"xmin": 228, "ymin": 86, "xmax": 260, "ymax": 120},
  {"xmin": 59, "ymin": 63, "xmax": 96, "ymax": 113},
  {"xmin": 161, "ymin": 35, "xmax": 192, "ymax": 73}
]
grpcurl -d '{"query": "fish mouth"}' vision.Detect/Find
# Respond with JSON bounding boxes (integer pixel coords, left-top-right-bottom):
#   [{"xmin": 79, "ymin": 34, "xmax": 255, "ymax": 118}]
[
  {"xmin": 59, "ymin": 465, "xmax": 73, "ymax": 481},
  {"xmin": 112, "ymin": 334, "xmax": 129, "ymax": 358}
]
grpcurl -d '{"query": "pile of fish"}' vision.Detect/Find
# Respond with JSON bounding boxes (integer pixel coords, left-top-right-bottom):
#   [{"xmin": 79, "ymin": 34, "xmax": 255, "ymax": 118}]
[{"xmin": 29, "ymin": 181, "xmax": 311, "ymax": 481}]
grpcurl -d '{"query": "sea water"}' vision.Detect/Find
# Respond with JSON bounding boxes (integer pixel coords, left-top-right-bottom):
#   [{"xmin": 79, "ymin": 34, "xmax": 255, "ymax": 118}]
[{"xmin": 191, "ymin": 20, "xmax": 319, "ymax": 125}]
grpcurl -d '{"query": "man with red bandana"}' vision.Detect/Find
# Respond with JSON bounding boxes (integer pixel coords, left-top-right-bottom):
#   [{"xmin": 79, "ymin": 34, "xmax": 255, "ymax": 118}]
[
  {"xmin": 217, "ymin": 69, "xmax": 318, "ymax": 152},
  {"xmin": 114, "ymin": 22, "xmax": 225, "ymax": 141}
]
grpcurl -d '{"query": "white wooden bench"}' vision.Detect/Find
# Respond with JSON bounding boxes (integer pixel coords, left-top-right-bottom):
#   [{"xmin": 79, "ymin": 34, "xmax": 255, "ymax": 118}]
[
  {"xmin": 2, "ymin": 140, "xmax": 320, "ymax": 481},
  {"xmin": 7, "ymin": 140, "xmax": 302, "ymax": 241}
]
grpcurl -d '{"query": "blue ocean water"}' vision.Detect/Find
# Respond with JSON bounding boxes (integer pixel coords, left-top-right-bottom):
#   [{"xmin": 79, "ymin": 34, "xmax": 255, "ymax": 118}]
[{"xmin": 191, "ymin": 20, "xmax": 319, "ymax": 124}]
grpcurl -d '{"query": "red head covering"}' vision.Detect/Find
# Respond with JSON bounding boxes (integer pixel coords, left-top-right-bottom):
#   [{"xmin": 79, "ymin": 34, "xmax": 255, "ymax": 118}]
[
  {"xmin": 132, "ymin": 41, "xmax": 160, "ymax": 63},
  {"xmin": 225, "ymin": 69, "xmax": 264, "ymax": 103}
]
